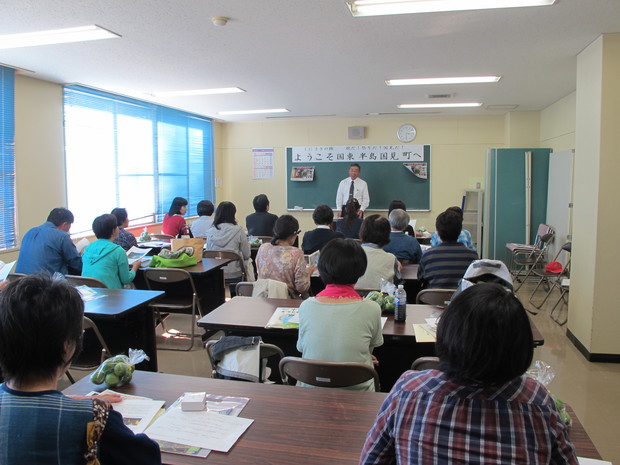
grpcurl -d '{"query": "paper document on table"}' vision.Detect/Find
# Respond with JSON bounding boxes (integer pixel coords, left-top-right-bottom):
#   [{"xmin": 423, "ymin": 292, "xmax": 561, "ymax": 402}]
[
  {"xmin": 381, "ymin": 317, "xmax": 388, "ymax": 329},
  {"xmin": 145, "ymin": 408, "xmax": 253, "ymax": 452},
  {"xmin": 75, "ymin": 237, "xmax": 90, "ymax": 254},
  {"xmin": 425, "ymin": 317, "xmax": 439, "ymax": 329},
  {"xmin": 413, "ymin": 324, "xmax": 436, "ymax": 342},
  {"xmin": 127, "ymin": 246, "xmax": 151, "ymax": 265},
  {"xmin": 265, "ymin": 307, "xmax": 299, "ymax": 329},
  {"xmin": 111, "ymin": 398, "xmax": 164, "ymax": 434},
  {"xmin": 578, "ymin": 458, "xmax": 612, "ymax": 465},
  {"xmin": 0, "ymin": 260, "xmax": 15, "ymax": 281}
]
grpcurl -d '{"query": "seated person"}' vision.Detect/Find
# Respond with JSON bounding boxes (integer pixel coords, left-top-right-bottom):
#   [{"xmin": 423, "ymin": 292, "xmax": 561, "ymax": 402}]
[
  {"xmin": 82, "ymin": 214, "xmax": 141, "ymax": 289},
  {"xmin": 301, "ymin": 204, "xmax": 344, "ymax": 254},
  {"xmin": 335, "ymin": 198, "xmax": 363, "ymax": 239},
  {"xmin": 15, "ymin": 207, "xmax": 82, "ymax": 275},
  {"xmin": 388, "ymin": 199, "xmax": 414, "ymax": 236},
  {"xmin": 205, "ymin": 201, "xmax": 251, "ymax": 281},
  {"xmin": 418, "ymin": 210, "xmax": 478, "ymax": 289},
  {"xmin": 246, "ymin": 194, "xmax": 278, "ymax": 237},
  {"xmin": 430, "ymin": 206, "xmax": 476, "ymax": 250},
  {"xmin": 360, "ymin": 283, "xmax": 577, "ymax": 465},
  {"xmin": 256, "ymin": 215, "xmax": 313, "ymax": 298},
  {"xmin": 190, "ymin": 200, "xmax": 214, "ymax": 238},
  {"xmin": 355, "ymin": 215, "xmax": 400, "ymax": 289},
  {"xmin": 161, "ymin": 197, "xmax": 192, "ymax": 237},
  {"xmin": 0, "ymin": 275, "xmax": 161, "ymax": 464},
  {"xmin": 111, "ymin": 207, "xmax": 138, "ymax": 251},
  {"xmin": 297, "ymin": 238, "xmax": 383, "ymax": 391},
  {"xmin": 383, "ymin": 209, "xmax": 422, "ymax": 264}
]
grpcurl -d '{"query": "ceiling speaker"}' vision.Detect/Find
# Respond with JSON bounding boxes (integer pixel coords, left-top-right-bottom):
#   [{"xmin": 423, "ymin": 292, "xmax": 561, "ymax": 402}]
[{"xmin": 348, "ymin": 126, "xmax": 365, "ymax": 139}]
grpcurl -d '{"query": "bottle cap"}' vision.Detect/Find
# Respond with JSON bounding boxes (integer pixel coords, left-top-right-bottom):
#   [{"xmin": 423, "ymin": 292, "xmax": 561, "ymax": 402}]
[{"xmin": 398, "ymin": 284, "xmax": 404, "ymax": 289}]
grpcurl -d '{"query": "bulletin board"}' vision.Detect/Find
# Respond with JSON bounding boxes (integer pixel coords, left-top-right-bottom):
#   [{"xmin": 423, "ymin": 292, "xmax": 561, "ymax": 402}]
[{"xmin": 286, "ymin": 145, "xmax": 431, "ymax": 211}]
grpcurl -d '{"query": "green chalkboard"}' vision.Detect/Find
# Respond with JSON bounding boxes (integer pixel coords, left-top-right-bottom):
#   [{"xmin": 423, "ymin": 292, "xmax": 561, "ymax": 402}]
[{"xmin": 286, "ymin": 145, "xmax": 431, "ymax": 211}]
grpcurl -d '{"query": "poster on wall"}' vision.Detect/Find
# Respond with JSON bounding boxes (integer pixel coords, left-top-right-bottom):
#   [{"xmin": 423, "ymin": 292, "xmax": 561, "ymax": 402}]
[
  {"xmin": 252, "ymin": 148, "xmax": 274, "ymax": 179},
  {"xmin": 403, "ymin": 162, "xmax": 427, "ymax": 179},
  {"xmin": 290, "ymin": 166, "xmax": 314, "ymax": 181}
]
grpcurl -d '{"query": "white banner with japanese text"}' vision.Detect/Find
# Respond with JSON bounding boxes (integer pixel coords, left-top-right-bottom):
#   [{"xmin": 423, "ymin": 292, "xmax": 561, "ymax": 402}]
[{"xmin": 290, "ymin": 145, "xmax": 425, "ymax": 163}]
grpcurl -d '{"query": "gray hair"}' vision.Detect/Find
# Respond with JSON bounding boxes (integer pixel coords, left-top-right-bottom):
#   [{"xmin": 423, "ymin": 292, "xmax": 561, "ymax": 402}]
[{"xmin": 389, "ymin": 209, "xmax": 410, "ymax": 231}]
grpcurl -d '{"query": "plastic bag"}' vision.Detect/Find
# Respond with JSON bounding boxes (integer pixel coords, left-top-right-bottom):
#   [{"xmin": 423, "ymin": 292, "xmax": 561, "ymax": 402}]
[
  {"xmin": 526, "ymin": 360, "xmax": 556, "ymax": 386},
  {"xmin": 89, "ymin": 349, "xmax": 150, "ymax": 388},
  {"xmin": 526, "ymin": 360, "xmax": 571, "ymax": 426}
]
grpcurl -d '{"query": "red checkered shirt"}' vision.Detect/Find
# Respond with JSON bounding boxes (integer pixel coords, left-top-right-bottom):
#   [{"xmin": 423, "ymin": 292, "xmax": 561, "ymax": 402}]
[{"xmin": 360, "ymin": 370, "xmax": 577, "ymax": 465}]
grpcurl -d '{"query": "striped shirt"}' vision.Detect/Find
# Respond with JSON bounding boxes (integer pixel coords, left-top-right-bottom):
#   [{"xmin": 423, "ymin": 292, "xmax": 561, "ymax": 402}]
[
  {"xmin": 360, "ymin": 370, "xmax": 578, "ymax": 465},
  {"xmin": 113, "ymin": 227, "xmax": 138, "ymax": 251},
  {"xmin": 418, "ymin": 242, "xmax": 478, "ymax": 288}
]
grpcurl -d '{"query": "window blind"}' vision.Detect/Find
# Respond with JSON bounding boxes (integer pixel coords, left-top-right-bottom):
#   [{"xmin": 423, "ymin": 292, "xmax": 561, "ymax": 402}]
[
  {"xmin": 0, "ymin": 66, "xmax": 16, "ymax": 250},
  {"xmin": 64, "ymin": 85, "xmax": 214, "ymax": 234}
]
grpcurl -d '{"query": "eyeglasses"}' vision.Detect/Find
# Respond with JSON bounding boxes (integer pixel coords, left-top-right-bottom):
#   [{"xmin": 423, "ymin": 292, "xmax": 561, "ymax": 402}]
[{"xmin": 294, "ymin": 230, "xmax": 301, "ymax": 235}]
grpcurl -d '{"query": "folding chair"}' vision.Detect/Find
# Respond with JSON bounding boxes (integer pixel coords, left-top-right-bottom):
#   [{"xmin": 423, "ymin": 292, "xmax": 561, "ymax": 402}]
[
  {"xmin": 415, "ymin": 289, "xmax": 456, "ymax": 307},
  {"xmin": 205, "ymin": 338, "xmax": 284, "ymax": 383},
  {"xmin": 279, "ymin": 356, "xmax": 380, "ymax": 391},
  {"xmin": 66, "ymin": 316, "xmax": 112, "ymax": 384},
  {"xmin": 528, "ymin": 242, "xmax": 571, "ymax": 309},
  {"xmin": 203, "ymin": 249, "xmax": 247, "ymax": 281},
  {"xmin": 144, "ymin": 268, "xmax": 203, "ymax": 351},
  {"xmin": 411, "ymin": 356, "xmax": 440, "ymax": 371},
  {"xmin": 235, "ymin": 282, "xmax": 254, "ymax": 296},
  {"xmin": 505, "ymin": 223, "xmax": 552, "ymax": 275},
  {"xmin": 512, "ymin": 232, "xmax": 555, "ymax": 291},
  {"xmin": 151, "ymin": 234, "xmax": 174, "ymax": 240},
  {"xmin": 550, "ymin": 278, "xmax": 570, "ymax": 325},
  {"xmin": 65, "ymin": 275, "xmax": 108, "ymax": 288}
]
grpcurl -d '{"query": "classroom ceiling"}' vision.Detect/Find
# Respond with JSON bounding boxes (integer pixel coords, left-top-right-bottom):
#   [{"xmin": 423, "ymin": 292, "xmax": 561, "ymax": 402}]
[{"xmin": 1, "ymin": 0, "xmax": 619, "ymax": 122}]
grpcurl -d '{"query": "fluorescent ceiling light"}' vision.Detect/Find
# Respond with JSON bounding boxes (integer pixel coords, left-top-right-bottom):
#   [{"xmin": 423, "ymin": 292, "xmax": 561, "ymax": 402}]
[
  {"xmin": 398, "ymin": 102, "xmax": 482, "ymax": 108},
  {"xmin": 152, "ymin": 87, "xmax": 245, "ymax": 97},
  {"xmin": 347, "ymin": 0, "xmax": 556, "ymax": 17},
  {"xmin": 218, "ymin": 108, "xmax": 290, "ymax": 116},
  {"xmin": 387, "ymin": 76, "xmax": 501, "ymax": 86},
  {"xmin": 0, "ymin": 25, "xmax": 120, "ymax": 49}
]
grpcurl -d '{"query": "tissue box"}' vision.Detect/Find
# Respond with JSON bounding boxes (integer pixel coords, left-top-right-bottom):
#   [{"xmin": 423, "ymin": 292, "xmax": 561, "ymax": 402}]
[{"xmin": 181, "ymin": 392, "xmax": 207, "ymax": 411}]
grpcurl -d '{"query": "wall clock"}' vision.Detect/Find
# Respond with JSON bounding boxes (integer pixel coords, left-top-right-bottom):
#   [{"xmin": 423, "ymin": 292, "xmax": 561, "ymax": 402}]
[{"xmin": 397, "ymin": 124, "xmax": 416, "ymax": 143}]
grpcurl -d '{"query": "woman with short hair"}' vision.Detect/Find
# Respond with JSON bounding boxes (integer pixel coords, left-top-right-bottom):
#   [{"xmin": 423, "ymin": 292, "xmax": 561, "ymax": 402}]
[
  {"xmin": 297, "ymin": 238, "xmax": 383, "ymax": 391},
  {"xmin": 355, "ymin": 214, "xmax": 400, "ymax": 289},
  {"xmin": 255, "ymin": 215, "xmax": 312, "ymax": 298},
  {"xmin": 0, "ymin": 275, "xmax": 161, "ymax": 464},
  {"xmin": 360, "ymin": 283, "xmax": 578, "ymax": 464},
  {"xmin": 82, "ymin": 213, "xmax": 141, "ymax": 288}
]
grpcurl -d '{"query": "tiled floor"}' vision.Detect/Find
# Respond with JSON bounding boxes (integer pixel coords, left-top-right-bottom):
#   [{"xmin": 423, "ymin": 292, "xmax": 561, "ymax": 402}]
[{"xmin": 65, "ymin": 283, "xmax": 620, "ymax": 463}]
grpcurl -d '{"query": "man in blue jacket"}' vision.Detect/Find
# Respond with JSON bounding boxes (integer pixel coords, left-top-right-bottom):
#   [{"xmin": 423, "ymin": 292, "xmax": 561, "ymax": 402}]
[{"xmin": 15, "ymin": 208, "xmax": 82, "ymax": 275}]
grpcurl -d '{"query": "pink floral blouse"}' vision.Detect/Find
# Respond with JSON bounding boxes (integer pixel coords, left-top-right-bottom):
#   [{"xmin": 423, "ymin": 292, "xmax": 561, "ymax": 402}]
[{"xmin": 255, "ymin": 243, "xmax": 310, "ymax": 297}]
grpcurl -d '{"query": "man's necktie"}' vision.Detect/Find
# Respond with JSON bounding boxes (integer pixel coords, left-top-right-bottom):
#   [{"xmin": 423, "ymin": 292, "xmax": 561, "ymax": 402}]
[{"xmin": 348, "ymin": 180, "xmax": 354, "ymax": 201}]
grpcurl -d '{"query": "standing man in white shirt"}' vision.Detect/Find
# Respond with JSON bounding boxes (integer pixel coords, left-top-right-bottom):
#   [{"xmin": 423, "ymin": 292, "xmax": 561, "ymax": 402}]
[{"xmin": 336, "ymin": 163, "xmax": 370, "ymax": 218}]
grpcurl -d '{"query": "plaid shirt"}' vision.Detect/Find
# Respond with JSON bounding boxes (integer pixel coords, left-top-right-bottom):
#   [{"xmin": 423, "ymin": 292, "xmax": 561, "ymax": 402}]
[
  {"xmin": 360, "ymin": 370, "xmax": 577, "ymax": 465},
  {"xmin": 113, "ymin": 227, "xmax": 137, "ymax": 251}
]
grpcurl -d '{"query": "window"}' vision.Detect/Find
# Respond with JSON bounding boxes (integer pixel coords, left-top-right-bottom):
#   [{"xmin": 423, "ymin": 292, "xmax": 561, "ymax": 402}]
[
  {"xmin": 0, "ymin": 66, "xmax": 16, "ymax": 250},
  {"xmin": 64, "ymin": 85, "xmax": 214, "ymax": 234}
]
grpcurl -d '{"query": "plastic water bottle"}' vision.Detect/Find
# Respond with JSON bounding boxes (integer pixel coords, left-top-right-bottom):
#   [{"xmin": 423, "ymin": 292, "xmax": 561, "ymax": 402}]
[{"xmin": 394, "ymin": 284, "xmax": 407, "ymax": 322}]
